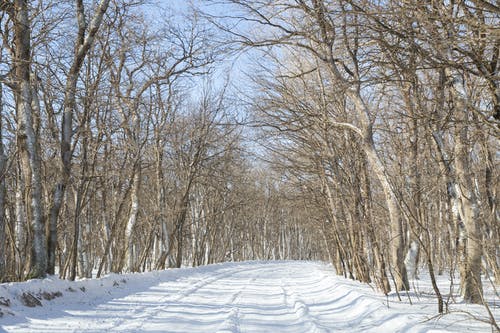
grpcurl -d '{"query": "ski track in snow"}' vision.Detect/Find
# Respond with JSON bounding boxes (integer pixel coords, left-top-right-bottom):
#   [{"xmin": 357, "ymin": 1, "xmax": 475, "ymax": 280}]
[{"xmin": 0, "ymin": 261, "xmax": 497, "ymax": 332}]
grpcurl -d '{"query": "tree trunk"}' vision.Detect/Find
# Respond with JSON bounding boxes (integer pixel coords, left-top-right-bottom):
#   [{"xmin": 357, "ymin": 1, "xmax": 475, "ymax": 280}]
[
  {"xmin": 174, "ymin": 202, "xmax": 189, "ymax": 268},
  {"xmin": 124, "ymin": 165, "xmax": 141, "ymax": 272},
  {"xmin": 362, "ymin": 161, "xmax": 391, "ymax": 294},
  {"xmin": 404, "ymin": 240, "xmax": 419, "ymax": 280},
  {"xmin": 0, "ymin": 85, "xmax": 7, "ymax": 281},
  {"xmin": 483, "ymin": 147, "xmax": 499, "ymax": 281},
  {"xmin": 14, "ymin": 0, "xmax": 46, "ymax": 279},
  {"xmin": 14, "ymin": 169, "xmax": 27, "ymax": 278},
  {"xmin": 69, "ymin": 185, "xmax": 85, "ymax": 281},
  {"xmin": 405, "ymin": 96, "xmax": 421, "ymax": 281},
  {"xmin": 154, "ymin": 142, "xmax": 170, "ymax": 270},
  {"xmin": 361, "ymin": 125, "xmax": 409, "ymax": 292},
  {"xmin": 454, "ymin": 120, "xmax": 483, "ymax": 303},
  {"xmin": 444, "ymin": 68, "xmax": 483, "ymax": 304}
]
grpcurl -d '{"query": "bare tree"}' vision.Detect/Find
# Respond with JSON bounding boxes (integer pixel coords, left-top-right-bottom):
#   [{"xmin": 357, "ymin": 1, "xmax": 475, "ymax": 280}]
[
  {"xmin": 47, "ymin": 0, "xmax": 111, "ymax": 277},
  {"xmin": 3, "ymin": 0, "xmax": 47, "ymax": 278}
]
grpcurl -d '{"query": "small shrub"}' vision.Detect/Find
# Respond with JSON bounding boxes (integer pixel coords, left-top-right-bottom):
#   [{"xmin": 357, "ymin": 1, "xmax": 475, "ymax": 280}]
[
  {"xmin": 41, "ymin": 291, "xmax": 62, "ymax": 300},
  {"xmin": 0, "ymin": 296, "xmax": 10, "ymax": 307},
  {"xmin": 20, "ymin": 293, "xmax": 42, "ymax": 307}
]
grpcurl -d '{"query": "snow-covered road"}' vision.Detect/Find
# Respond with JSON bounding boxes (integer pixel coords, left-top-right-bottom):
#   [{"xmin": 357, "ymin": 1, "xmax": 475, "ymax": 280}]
[{"xmin": 1, "ymin": 261, "xmax": 497, "ymax": 332}]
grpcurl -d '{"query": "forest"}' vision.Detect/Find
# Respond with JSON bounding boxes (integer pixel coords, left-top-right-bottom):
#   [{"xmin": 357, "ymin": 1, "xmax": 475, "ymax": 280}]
[{"xmin": 0, "ymin": 0, "xmax": 498, "ymax": 313}]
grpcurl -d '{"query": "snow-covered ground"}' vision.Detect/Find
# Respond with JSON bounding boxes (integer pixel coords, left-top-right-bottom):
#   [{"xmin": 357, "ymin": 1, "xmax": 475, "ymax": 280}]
[{"xmin": 0, "ymin": 261, "xmax": 498, "ymax": 332}]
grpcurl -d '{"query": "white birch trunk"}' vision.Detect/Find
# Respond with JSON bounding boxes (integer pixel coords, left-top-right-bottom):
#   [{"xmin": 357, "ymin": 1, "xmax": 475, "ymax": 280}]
[
  {"xmin": 204, "ymin": 241, "xmax": 210, "ymax": 266},
  {"xmin": 230, "ymin": 238, "xmax": 235, "ymax": 262},
  {"xmin": 14, "ymin": 0, "xmax": 46, "ymax": 278},
  {"xmin": 454, "ymin": 121, "xmax": 483, "ymax": 303},
  {"xmin": 78, "ymin": 220, "xmax": 91, "ymax": 278},
  {"xmin": 404, "ymin": 240, "xmax": 419, "ymax": 280},
  {"xmin": 125, "ymin": 167, "xmax": 141, "ymax": 271},
  {"xmin": 447, "ymin": 70, "xmax": 483, "ymax": 304},
  {"xmin": 161, "ymin": 220, "xmax": 170, "ymax": 266}
]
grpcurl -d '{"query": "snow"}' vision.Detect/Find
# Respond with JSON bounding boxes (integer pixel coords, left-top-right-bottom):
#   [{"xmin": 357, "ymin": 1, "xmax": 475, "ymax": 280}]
[{"xmin": 0, "ymin": 261, "xmax": 498, "ymax": 332}]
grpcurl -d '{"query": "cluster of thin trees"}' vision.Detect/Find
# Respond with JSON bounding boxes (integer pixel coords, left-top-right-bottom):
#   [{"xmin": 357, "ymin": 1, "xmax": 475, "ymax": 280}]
[
  {"xmin": 0, "ymin": 0, "xmax": 497, "ymax": 316},
  {"xmin": 207, "ymin": 0, "xmax": 499, "ymax": 309},
  {"xmin": 0, "ymin": 0, "xmax": 325, "ymax": 286}
]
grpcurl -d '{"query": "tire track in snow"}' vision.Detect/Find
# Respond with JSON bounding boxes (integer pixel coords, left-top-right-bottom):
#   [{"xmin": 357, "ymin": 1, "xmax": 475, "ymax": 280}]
[
  {"xmin": 39, "ymin": 264, "xmax": 251, "ymax": 333},
  {"xmin": 172, "ymin": 264, "xmax": 248, "ymax": 301},
  {"xmin": 280, "ymin": 283, "xmax": 328, "ymax": 333},
  {"xmin": 220, "ymin": 262, "xmax": 334, "ymax": 333},
  {"xmin": 121, "ymin": 264, "xmax": 266, "ymax": 333},
  {"xmin": 110, "ymin": 264, "xmax": 252, "ymax": 332},
  {"xmin": 277, "ymin": 264, "xmax": 345, "ymax": 333},
  {"xmin": 296, "ymin": 264, "xmax": 402, "ymax": 331},
  {"xmin": 215, "ymin": 307, "xmax": 240, "ymax": 333},
  {"xmin": 215, "ymin": 276, "xmax": 257, "ymax": 333}
]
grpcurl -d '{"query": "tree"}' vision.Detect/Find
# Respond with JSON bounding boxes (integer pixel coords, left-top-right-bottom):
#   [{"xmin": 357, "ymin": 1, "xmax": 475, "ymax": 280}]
[
  {"xmin": 9, "ymin": 0, "xmax": 46, "ymax": 278},
  {"xmin": 47, "ymin": 0, "xmax": 111, "ymax": 277}
]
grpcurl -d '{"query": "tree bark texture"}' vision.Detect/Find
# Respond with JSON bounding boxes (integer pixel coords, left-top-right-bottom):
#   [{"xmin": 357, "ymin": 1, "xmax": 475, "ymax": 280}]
[
  {"xmin": 14, "ymin": 0, "xmax": 46, "ymax": 278},
  {"xmin": 0, "ymin": 85, "xmax": 6, "ymax": 281}
]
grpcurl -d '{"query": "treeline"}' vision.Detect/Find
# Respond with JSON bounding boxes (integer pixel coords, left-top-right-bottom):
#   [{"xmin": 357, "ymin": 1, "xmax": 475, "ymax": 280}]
[
  {"xmin": 207, "ymin": 0, "xmax": 499, "ymax": 309},
  {"xmin": 0, "ymin": 0, "xmax": 498, "ymax": 313},
  {"xmin": 0, "ymin": 0, "xmax": 325, "ymax": 285}
]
